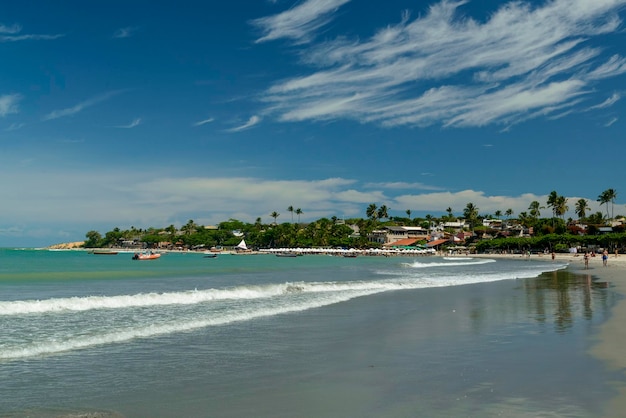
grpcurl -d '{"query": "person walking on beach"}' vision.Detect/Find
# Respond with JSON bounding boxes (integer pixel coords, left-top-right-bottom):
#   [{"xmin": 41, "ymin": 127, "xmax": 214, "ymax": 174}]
[
  {"xmin": 584, "ymin": 252, "xmax": 589, "ymax": 269},
  {"xmin": 602, "ymin": 250, "xmax": 608, "ymax": 267}
]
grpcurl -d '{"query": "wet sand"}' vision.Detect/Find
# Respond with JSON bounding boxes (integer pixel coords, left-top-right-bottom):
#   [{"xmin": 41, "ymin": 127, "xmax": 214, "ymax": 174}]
[
  {"xmin": 578, "ymin": 254, "xmax": 626, "ymax": 418},
  {"xmin": 473, "ymin": 251, "xmax": 626, "ymax": 418}
]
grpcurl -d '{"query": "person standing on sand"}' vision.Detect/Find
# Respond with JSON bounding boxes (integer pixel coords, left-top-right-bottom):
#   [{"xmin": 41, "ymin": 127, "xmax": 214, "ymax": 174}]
[
  {"xmin": 584, "ymin": 252, "xmax": 589, "ymax": 269},
  {"xmin": 602, "ymin": 250, "xmax": 608, "ymax": 267},
  {"xmin": 551, "ymin": 251, "xmax": 555, "ymax": 261}
]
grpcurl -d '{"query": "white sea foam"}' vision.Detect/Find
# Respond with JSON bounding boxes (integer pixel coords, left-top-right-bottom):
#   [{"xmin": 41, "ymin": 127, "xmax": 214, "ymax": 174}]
[
  {"xmin": 402, "ymin": 258, "xmax": 496, "ymax": 268},
  {"xmin": 0, "ymin": 262, "xmax": 568, "ymax": 361},
  {"xmin": 0, "ymin": 262, "xmax": 566, "ymax": 318},
  {"xmin": 0, "ymin": 288, "xmax": 380, "ymax": 360},
  {"xmin": 0, "ymin": 284, "xmax": 311, "ymax": 315},
  {"xmin": 0, "ymin": 279, "xmax": 419, "ymax": 316},
  {"xmin": 0, "ymin": 257, "xmax": 569, "ymax": 361}
]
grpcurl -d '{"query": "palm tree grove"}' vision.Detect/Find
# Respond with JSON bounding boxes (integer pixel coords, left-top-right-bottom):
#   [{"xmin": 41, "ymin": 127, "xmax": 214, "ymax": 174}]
[{"xmin": 83, "ymin": 189, "xmax": 626, "ymax": 254}]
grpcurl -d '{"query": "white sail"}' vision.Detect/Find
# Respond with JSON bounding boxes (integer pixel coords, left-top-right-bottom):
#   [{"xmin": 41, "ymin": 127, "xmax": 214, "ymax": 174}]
[{"xmin": 235, "ymin": 239, "xmax": 247, "ymax": 250}]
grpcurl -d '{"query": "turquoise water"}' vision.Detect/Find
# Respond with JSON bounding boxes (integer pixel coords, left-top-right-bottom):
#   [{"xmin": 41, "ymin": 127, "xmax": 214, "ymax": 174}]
[{"xmin": 0, "ymin": 249, "xmax": 619, "ymax": 417}]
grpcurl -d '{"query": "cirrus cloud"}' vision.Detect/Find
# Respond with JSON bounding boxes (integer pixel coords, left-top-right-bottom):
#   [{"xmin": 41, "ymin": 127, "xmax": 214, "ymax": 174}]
[{"xmin": 259, "ymin": 0, "xmax": 626, "ymax": 129}]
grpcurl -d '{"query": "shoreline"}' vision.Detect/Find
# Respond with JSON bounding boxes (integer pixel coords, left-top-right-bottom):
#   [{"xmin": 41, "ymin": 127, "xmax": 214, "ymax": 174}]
[
  {"xmin": 3, "ymin": 248, "xmax": 624, "ymax": 416},
  {"xmin": 26, "ymin": 246, "xmax": 626, "ymax": 417}
]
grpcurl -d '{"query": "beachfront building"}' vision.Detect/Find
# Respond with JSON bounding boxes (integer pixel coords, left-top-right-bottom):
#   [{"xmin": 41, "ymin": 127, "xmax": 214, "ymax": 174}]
[
  {"xmin": 426, "ymin": 238, "xmax": 450, "ymax": 252},
  {"xmin": 440, "ymin": 220, "xmax": 469, "ymax": 232},
  {"xmin": 482, "ymin": 219, "xmax": 503, "ymax": 229},
  {"xmin": 368, "ymin": 226, "xmax": 429, "ymax": 246},
  {"xmin": 368, "ymin": 229, "xmax": 387, "ymax": 244}
]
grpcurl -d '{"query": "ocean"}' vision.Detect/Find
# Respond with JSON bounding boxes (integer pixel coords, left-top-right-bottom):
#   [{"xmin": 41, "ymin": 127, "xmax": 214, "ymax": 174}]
[{"xmin": 0, "ymin": 249, "xmax": 620, "ymax": 417}]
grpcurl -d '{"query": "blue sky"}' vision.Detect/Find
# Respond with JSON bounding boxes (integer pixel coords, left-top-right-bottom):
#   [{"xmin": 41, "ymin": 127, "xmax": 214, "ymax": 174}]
[{"xmin": 1, "ymin": 0, "xmax": 626, "ymax": 247}]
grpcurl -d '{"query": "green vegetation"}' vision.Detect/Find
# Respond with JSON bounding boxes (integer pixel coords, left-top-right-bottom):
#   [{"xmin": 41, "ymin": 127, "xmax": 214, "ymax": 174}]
[{"xmin": 84, "ymin": 189, "xmax": 625, "ymax": 252}]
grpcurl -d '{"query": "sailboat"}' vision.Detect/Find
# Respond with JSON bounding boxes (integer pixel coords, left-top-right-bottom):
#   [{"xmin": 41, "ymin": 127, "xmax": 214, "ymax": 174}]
[{"xmin": 235, "ymin": 239, "xmax": 251, "ymax": 252}]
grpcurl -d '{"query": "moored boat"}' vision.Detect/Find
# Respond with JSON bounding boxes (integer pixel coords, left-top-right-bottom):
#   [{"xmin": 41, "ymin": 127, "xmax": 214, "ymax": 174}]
[{"xmin": 132, "ymin": 252, "xmax": 161, "ymax": 260}]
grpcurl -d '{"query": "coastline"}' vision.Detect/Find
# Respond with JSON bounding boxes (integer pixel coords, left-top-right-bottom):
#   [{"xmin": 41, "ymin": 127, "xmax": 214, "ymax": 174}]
[{"xmin": 3, "ymin": 248, "xmax": 623, "ymax": 417}]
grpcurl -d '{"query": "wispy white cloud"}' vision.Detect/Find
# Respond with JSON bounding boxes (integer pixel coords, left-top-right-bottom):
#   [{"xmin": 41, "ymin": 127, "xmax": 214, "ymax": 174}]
[
  {"xmin": 605, "ymin": 117, "xmax": 618, "ymax": 127},
  {"xmin": 113, "ymin": 27, "xmax": 137, "ymax": 39},
  {"xmin": 0, "ymin": 23, "xmax": 21, "ymax": 34},
  {"xmin": 1, "ymin": 34, "xmax": 64, "ymax": 42},
  {"xmin": 227, "ymin": 115, "xmax": 261, "ymax": 132},
  {"xmin": 6, "ymin": 122, "xmax": 25, "ymax": 131},
  {"xmin": 260, "ymin": 0, "xmax": 626, "ymax": 129},
  {"xmin": 116, "ymin": 118, "xmax": 142, "ymax": 128},
  {"xmin": 0, "ymin": 23, "xmax": 63, "ymax": 42},
  {"xmin": 193, "ymin": 117, "xmax": 214, "ymax": 127},
  {"xmin": 0, "ymin": 94, "xmax": 21, "ymax": 117},
  {"xmin": 252, "ymin": 0, "xmax": 350, "ymax": 44},
  {"xmin": 588, "ymin": 92, "xmax": 621, "ymax": 110},
  {"xmin": 587, "ymin": 54, "xmax": 626, "ymax": 80},
  {"xmin": 42, "ymin": 91, "xmax": 121, "ymax": 121}
]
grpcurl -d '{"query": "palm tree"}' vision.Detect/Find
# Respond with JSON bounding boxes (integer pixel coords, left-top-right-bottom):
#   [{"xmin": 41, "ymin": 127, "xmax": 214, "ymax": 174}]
[
  {"xmin": 547, "ymin": 191, "xmax": 559, "ymax": 219},
  {"xmin": 377, "ymin": 205, "xmax": 389, "ymax": 221},
  {"xmin": 598, "ymin": 189, "xmax": 618, "ymax": 221},
  {"xmin": 505, "ymin": 208, "xmax": 513, "ymax": 218},
  {"xmin": 607, "ymin": 189, "xmax": 618, "ymax": 220},
  {"xmin": 575, "ymin": 199, "xmax": 589, "ymax": 221},
  {"xmin": 366, "ymin": 203, "xmax": 378, "ymax": 220},
  {"xmin": 287, "ymin": 206, "xmax": 294, "ymax": 223},
  {"xmin": 494, "ymin": 210, "xmax": 502, "ymax": 219},
  {"xmin": 295, "ymin": 208, "xmax": 303, "ymax": 223},
  {"xmin": 517, "ymin": 211, "xmax": 531, "ymax": 228},
  {"xmin": 528, "ymin": 201, "xmax": 543, "ymax": 219},
  {"xmin": 270, "ymin": 211, "xmax": 280, "ymax": 225},
  {"xmin": 406, "ymin": 209, "xmax": 412, "ymax": 220},
  {"xmin": 446, "ymin": 207, "xmax": 453, "ymax": 220},
  {"xmin": 425, "ymin": 214, "xmax": 434, "ymax": 235},
  {"xmin": 463, "ymin": 202, "xmax": 479, "ymax": 232},
  {"xmin": 597, "ymin": 190, "xmax": 611, "ymax": 219},
  {"xmin": 181, "ymin": 219, "xmax": 197, "ymax": 235},
  {"xmin": 555, "ymin": 195, "xmax": 569, "ymax": 220}
]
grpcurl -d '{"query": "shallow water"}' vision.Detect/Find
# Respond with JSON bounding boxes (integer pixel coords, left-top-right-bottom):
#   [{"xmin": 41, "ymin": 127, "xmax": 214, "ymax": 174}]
[{"xmin": 0, "ymin": 249, "xmax": 619, "ymax": 417}]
